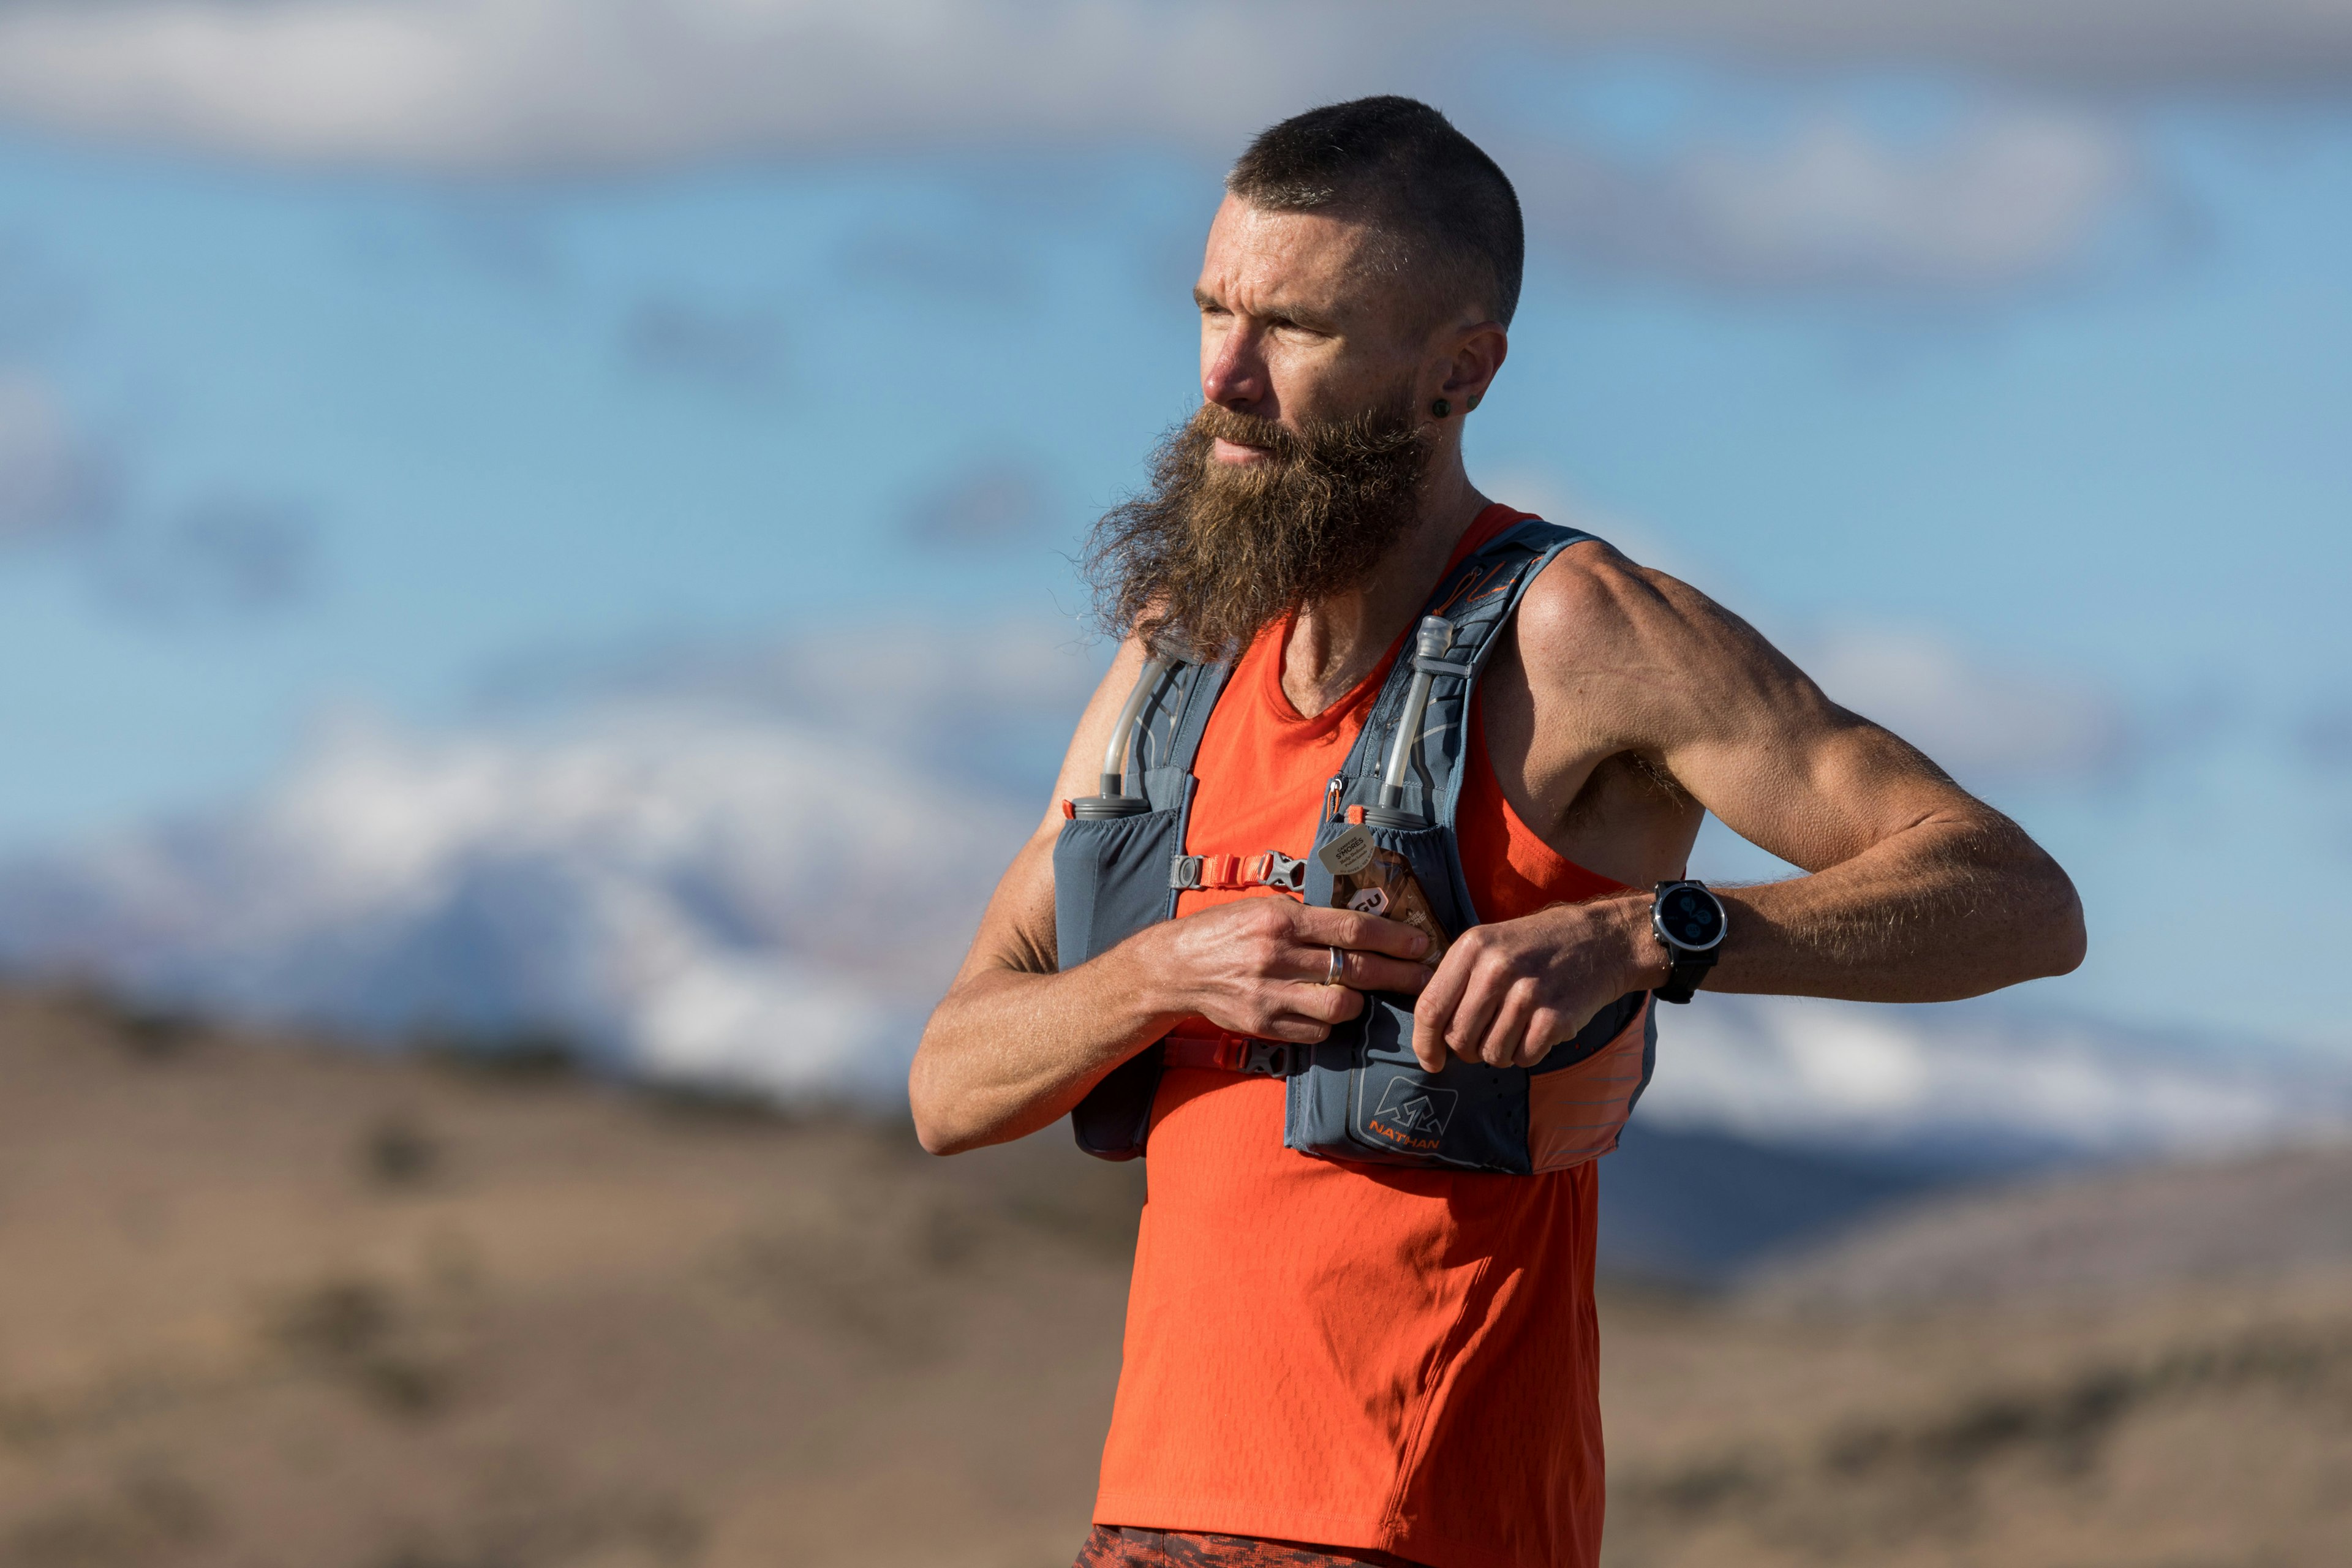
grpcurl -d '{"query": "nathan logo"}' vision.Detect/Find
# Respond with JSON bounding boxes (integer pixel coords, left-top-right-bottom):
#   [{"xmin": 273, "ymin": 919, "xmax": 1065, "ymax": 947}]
[{"xmin": 1366, "ymin": 1078, "xmax": 1460, "ymax": 1152}]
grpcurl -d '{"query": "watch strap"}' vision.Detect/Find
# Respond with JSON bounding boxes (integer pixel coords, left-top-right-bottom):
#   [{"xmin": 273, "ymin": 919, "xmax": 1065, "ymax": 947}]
[{"xmin": 1656, "ymin": 948, "xmax": 1718, "ymax": 1005}]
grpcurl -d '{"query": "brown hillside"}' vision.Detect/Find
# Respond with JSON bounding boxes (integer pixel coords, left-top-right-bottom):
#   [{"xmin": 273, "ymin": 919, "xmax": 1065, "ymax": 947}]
[
  {"xmin": 1745, "ymin": 1139, "xmax": 2352, "ymax": 1312},
  {"xmin": 0, "ymin": 989, "xmax": 2345, "ymax": 1567}
]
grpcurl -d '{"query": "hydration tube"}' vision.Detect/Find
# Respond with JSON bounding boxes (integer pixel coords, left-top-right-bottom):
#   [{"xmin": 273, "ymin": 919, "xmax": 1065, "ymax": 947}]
[
  {"xmin": 1365, "ymin": 616, "xmax": 1455, "ymax": 829},
  {"xmin": 1069, "ymin": 657, "xmax": 1172, "ymax": 819}
]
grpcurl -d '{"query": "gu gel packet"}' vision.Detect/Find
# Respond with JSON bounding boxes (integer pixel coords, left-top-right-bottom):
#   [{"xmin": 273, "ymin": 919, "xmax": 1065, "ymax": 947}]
[{"xmin": 1316, "ymin": 822, "xmax": 1452, "ymax": 966}]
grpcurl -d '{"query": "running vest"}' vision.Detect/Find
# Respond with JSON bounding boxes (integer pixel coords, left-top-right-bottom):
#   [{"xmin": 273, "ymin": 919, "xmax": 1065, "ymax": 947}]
[{"xmin": 1053, "ymin": 517, "xmax": 1657, "ymax": 1175}]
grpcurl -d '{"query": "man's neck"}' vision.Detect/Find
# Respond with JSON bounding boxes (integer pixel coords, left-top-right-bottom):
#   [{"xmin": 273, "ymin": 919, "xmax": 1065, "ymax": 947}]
[{"xmin": 1282, "ymin": 462, "xmax": 1491, "ymax": 720}]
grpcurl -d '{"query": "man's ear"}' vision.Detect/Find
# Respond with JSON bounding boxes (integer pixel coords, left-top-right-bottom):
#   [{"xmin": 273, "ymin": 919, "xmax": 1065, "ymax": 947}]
[{"xmin": 1439, "ymin": 321, "xmax": 1509, "ymax": 412}]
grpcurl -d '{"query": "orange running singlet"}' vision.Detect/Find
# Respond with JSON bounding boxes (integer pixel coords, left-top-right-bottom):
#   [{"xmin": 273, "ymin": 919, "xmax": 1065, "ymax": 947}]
[{"xmin": 1093, "ymin": 507, "xmax": 1626, "ymax": 1568}]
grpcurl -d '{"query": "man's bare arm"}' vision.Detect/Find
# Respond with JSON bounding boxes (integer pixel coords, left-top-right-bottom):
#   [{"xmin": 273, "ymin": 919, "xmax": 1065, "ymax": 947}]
[
  {"xmin": 908, "ymin": 641, "xmax": 1432, "ymax": 1155},
  {"xmin": 1412, "ymin": 552, "xmax": 2087, "ymax": 1069}
]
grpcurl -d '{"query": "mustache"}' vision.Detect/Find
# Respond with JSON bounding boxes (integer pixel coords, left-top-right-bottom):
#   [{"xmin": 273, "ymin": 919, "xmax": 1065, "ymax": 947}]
[
  {"xmin": 1194, "ymin": 402, "xmax": 1293, "ymax": 456},
  {"xmin": 1189, "ymin": 399, "xmax": 1412, "ymax": 464}
]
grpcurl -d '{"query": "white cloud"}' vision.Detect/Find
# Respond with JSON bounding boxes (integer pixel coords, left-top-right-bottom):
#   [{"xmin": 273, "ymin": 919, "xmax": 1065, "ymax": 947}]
[
  {"xmin": 0, "ymin": 0, "xmax": 1318, "ymax": 170},
  {"xmin": 1799, "ymin": 624, "xmax": 2132, "ymax": 782},
  {"xmin": 1521, "ymin": 106, "xmax": 2136, "ymax": 288},
  {"xmin": 0, "ymin": 2, "xmax": 2200, "ymax": 288},
  {"xmin": 1597, "ymin": 0, "xmax": 2352, "ymax": 90},
  {"xmin": 1, "ymin": 0, "xmax": 2339, "ymax": 176}
]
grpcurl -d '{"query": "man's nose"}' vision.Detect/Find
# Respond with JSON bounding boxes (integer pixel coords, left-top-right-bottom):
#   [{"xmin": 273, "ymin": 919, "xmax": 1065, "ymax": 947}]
[{"xmin": 1202, "ymin": 326, "xmax": 1268, "ymax": 414}]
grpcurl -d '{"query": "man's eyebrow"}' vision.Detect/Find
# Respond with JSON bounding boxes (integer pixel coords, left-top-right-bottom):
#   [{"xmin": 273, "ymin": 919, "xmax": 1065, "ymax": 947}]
[{"xmin": 1193, "ymin": 287, "xmax": 1336, "ymax": 331}]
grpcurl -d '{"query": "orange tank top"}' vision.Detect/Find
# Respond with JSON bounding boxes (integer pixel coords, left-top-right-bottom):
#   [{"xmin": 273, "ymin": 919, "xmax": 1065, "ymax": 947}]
[{"xmin": 1093, "ymin": 506, "xmax": 1624, "ymax": 1568}]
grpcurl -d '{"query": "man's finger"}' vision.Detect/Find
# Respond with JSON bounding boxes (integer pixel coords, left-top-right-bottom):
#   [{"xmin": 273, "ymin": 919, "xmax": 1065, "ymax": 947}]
[
  {"xmin": 1479, "ymin": 984, "xmax": 1534, "ymax": 1068},
  {"xmin": 1410, "ymin": 952, "xmax": 1470, "ymax": 1071},
  {"xmin": 1515, "ymin": 1008, "xmax": 1563, "ymax": 1068},
  {"xmin": 1255, "ymin": 1013, "xmax": 1335, "ymax": 1045},
  {"xmin": 1304, "ymin": 948, "xmax": 1434, "ymax": 995},
  {"xmin": 1445, "ymin": 965, "xmax": 1504, "ymax": 1065},
  {"xmin": 1292, "ymin": 905, "xmax": 1430, "ymax": 960},
  {"xmin": 1271, "ymin": 982, "xmax": 1365, "ymax": 1027}
]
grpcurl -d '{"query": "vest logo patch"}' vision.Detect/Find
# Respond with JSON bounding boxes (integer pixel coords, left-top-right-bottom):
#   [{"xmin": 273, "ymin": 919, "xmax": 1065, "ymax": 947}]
[{"xmin": 1368, "ymin": 1078, "xmax": 1459, "ymax": 1152}]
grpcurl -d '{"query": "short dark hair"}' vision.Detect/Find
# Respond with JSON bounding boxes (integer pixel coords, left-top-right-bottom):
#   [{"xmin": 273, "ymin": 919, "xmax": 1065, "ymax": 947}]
[{"xmin": 1227, "ymin": 96, "xmax": 1524, "ymax": 329}]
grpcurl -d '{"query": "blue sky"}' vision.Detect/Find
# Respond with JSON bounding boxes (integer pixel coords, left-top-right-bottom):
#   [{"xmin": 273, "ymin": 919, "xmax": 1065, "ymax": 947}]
[{"xmin": 0, "ymin": 10, "xmax": 2347, "ymax": 1057}]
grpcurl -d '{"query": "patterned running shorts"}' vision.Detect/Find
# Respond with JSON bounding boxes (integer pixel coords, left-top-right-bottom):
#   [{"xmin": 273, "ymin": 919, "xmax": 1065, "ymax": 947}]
[{"xmin": 1072, "ymin": 1525, "xmax": 1430, "ymax": 1568}]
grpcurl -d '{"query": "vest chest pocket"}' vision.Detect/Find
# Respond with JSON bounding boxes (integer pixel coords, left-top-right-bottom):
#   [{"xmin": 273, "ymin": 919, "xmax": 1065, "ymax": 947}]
[
  {"xmin": 1286, "ymin": 816, "xmax": 1535, "ymax": 1172},
  {"xmin": 1051, "ymin": 809, "xmax": 1184, "ymax": 971},
  {"xmin": 1054, "ymin": 807, "xmax": 1188, "ymax": 1162},
  {"xmin": 1284, "ymin": 995, "xmax": 1537, "ymax": 1174}
]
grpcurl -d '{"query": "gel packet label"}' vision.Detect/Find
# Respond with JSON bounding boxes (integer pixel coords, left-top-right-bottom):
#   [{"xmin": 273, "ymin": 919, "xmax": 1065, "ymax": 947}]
[{"xmin": 1319, "ymin": 824, "xmax": 1450, "ymax": 967}]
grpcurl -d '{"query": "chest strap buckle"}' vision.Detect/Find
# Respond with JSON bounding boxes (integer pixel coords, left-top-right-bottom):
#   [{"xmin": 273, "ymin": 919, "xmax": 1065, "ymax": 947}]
[
  {"xmin": 1169, "ymin": 851, "xmax": 1308, "ymax": 893},
  {"xmin": 1162, "ymin": 1033, "xmax": 1304, "ymax": 1076},
  {"xmin": 1237, "ymin": 1040, "xmax": 1300, "ymax": 1077}
]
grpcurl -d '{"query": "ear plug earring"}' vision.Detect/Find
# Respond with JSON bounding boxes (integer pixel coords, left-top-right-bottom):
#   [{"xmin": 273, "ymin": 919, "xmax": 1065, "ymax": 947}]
[{"xmin": 1431, "ymin": 398, "xmax": 1451, "ymax": 418}]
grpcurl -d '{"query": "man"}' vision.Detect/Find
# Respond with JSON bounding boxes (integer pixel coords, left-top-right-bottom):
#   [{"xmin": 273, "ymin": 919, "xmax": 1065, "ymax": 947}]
[{"xmin": 909, "ymin": 97, "xmax": 2084, "ymax": 1568}]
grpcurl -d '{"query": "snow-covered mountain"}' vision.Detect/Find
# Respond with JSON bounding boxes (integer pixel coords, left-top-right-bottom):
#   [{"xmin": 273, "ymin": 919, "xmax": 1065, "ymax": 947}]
[
  {"xmin": 0, "ymin": 621, "xmax": 1107, "ymax": 1099},
  {"xmin": 1636, "ymin": 994, "xmax": 2351, "ymax": 1167},
  {"xmin": 0, "ymin": 702, "xmax": 1028, "ymax": 1098},
  {"xmin": 1, "ymin": 625, "xmax": 2342, "ymax": 1159}
]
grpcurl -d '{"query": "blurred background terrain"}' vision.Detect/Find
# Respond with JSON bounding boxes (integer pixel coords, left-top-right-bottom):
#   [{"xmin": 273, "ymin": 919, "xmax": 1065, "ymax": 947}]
[
  {"xmin": 1, "ymin": 1, "xmax": 2350, "ymax": 1563},
  {"xmin": 3, "ymin": 991, "xmax": 2347, "ymax": 1568}
]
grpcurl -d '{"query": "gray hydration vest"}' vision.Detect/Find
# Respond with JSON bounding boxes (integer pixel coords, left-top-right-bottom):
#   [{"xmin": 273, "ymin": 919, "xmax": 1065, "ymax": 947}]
[{"xmin": 1053, "ymin": 517, "xmax": 1657, "ymax": 1175}]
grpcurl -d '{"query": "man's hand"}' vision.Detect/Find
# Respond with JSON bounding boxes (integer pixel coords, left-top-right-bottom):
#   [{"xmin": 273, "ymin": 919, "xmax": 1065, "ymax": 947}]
[
  {"xmin": 1151, "ymin": 896, "xmax": 1435, "ymax": 1044},
  {"xmin": 1409, "ymin": 896, "xmax": 1660, "ymax": 1071}
]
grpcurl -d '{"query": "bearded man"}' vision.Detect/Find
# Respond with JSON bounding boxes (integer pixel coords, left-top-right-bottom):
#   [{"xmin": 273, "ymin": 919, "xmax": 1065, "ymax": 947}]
[{"xmin": 910, "ymin": 97, "xmax": 2084, "ymax": 1568}]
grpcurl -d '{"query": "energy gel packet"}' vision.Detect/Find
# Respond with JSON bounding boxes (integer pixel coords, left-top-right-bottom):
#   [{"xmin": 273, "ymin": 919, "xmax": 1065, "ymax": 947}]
[{"xmin": 1316, "ymin": 821, "xmax": 1452, "ymax": 967}]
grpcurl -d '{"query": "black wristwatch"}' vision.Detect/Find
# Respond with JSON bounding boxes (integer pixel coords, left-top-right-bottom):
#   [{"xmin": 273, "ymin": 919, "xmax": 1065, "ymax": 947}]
[{"xmin": 1650, "ymin": 880, "xmax": 1727, "ymax": 1005}]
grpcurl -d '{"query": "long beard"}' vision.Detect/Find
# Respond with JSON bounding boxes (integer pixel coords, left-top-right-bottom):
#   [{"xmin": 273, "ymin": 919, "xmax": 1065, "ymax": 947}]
[{"xmin": 1084, "ymin": 394, "xmax": 1431, "ymax": 660}]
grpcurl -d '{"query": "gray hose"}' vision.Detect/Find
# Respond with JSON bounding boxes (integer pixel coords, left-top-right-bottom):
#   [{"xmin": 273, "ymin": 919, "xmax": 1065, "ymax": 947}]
[
  {"xmin": 1100, "ymin": 657, "xmax": 1172, "ymax": 798},
  {"xmin": 1378, "ymin": 617, "xmax": 1455, "ymax": 811}
]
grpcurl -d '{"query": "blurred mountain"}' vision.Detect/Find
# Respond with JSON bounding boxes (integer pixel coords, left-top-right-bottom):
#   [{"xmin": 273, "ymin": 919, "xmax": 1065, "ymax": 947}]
[
  {"xmin": 0, "ymin": 616, "xmax": 1106, "ymax": 1101},
  {"xmin": 1745, "ymin": 1138, "xmax": 2352, "ymax": 1313},
  {"xmin": 0, "ymin": 703, "xmax": 1019, "ymax": 1101},
  {"xmin": 1597, "ymin": 1123, "xmax": 1951, "ymax": 1284},
  {"xmin": 0, "ymin": 654, "xmax": 2343, "ymax": 1171}
]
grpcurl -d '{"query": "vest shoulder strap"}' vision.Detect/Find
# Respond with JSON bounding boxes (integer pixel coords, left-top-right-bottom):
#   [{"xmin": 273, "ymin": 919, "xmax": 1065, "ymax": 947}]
[
  {"xmin": 1118, "ymin": 516, "xmax": 1596, "ymax": 820},
  {"xmin": 1125, "ymin": 657, "xmax": 1230, "ymax": 812},
  {"xmin": 1335, "ymin": 518, "xmax": 1600, "ymax": 827}
]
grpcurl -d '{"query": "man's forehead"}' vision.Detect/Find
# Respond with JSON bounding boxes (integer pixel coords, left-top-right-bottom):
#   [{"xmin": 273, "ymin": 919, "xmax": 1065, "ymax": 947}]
[{"xmin": 1197, "ymin": 195, "xmax": 1390, "ymax": 317}]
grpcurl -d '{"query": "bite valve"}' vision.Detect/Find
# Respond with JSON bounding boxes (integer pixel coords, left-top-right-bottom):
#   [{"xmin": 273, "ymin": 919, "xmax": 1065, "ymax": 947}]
[{"xmin": 1414, "ymin": 617, "xmax": 1455, "ymax": 664}]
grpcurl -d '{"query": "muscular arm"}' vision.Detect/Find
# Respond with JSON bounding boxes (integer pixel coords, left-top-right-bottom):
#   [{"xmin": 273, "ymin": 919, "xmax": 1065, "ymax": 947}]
[
  {"xmin": 1414, "ymin": 548, "xmax": 2087, "ymax": 1069},
  {"xmin": 908, "ymin": 640, "xmax": 1431, "ymax": 1155}
]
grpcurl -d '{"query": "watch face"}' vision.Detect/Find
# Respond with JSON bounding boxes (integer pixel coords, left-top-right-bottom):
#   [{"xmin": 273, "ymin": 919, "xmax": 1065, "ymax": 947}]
[{"xmin": 1656, "ymin": 883, "xmax": 1726, "ymax": 952}]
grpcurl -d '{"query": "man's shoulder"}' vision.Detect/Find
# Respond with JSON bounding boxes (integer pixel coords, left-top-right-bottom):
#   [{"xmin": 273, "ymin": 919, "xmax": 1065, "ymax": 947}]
[
  {"xmin": 1501, "ymin": 537, "xmax": 1784, "ymax": 740},
  {"xmin": 1509, "ymin": 535, "xmax": 1717, "ymax": 658}
]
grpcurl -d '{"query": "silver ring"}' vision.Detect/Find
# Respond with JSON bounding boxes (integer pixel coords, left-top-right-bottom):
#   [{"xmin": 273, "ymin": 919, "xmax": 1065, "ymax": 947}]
[{"xmin": 1324, "ymin": 945, "xmax": 1346, "ymax": 986}]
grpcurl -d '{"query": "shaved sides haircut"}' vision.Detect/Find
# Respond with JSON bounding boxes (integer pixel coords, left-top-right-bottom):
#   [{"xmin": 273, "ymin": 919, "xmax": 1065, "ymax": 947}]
[{"xmin": 1227, "ymin": 95, "xmax": 1525, "ymax": 330}]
